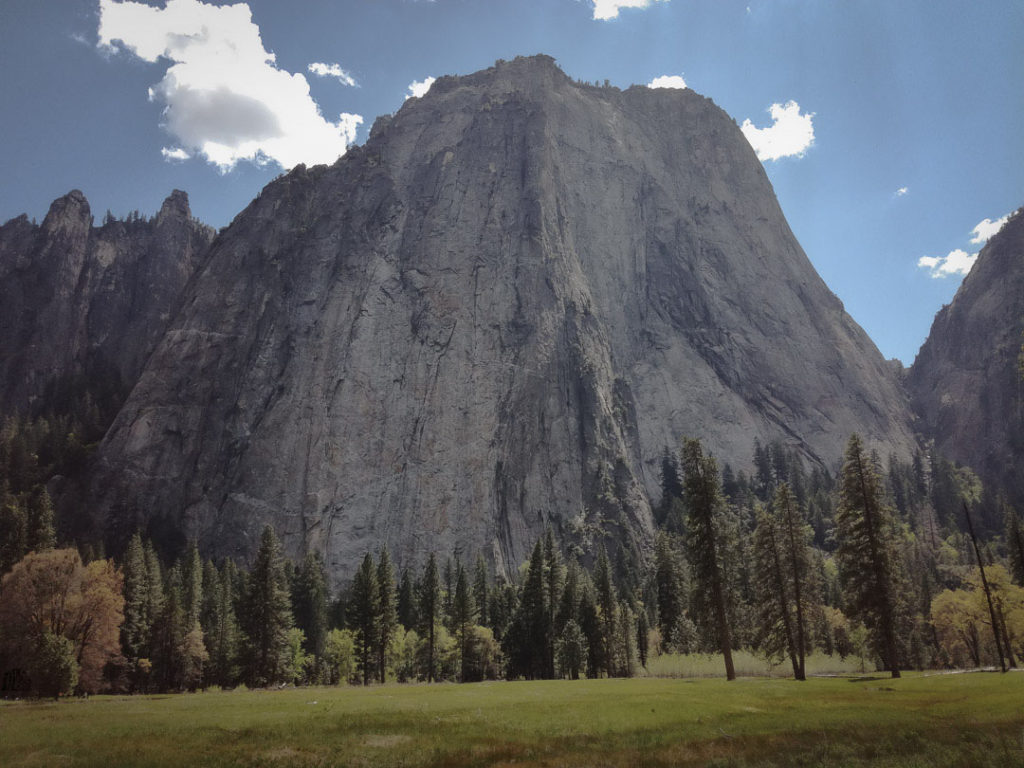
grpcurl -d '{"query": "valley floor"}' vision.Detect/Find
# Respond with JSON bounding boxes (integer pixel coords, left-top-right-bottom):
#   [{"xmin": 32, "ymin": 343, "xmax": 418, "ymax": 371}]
[{"xmin": 1, "ymin": 672, "xmax": 1023, "ymax": 767}]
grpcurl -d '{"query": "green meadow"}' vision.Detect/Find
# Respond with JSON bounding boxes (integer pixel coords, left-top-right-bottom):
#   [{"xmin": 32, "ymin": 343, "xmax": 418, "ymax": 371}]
[{"xmin": 2, "ymin": 672, "xmax": 1022, "ymax": 768}]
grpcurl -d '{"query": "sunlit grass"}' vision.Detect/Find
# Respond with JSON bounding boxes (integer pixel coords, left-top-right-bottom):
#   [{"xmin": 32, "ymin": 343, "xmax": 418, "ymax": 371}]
[
  {"xmin": 1, "ymin": 671, "xmax": 1022, "ymax": 767},
  {"xmin": 644, "ymin": 650, "xmax": 866, "ymax": 678}
]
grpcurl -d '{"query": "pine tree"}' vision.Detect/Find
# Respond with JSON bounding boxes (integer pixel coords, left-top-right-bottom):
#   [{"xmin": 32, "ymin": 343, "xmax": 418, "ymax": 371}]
[
  {"xmin": 397, "ymin": 568, "xmax": 416, "ymax": 630},
  {"xmin": 775, "ymin": 483, "xmax": 812, "ymax": 679},
  {"xmin": 681, "ymin": 437, "xmax": 736, "ymax": 680},
  {"xmin": 206, "ymin": 559, "xmax": 240, "ymax": 687},
  {"xmin": 451, "ymin": 562, "xmax": 475, "ymax": 682},
  {"xmin": 636, "ymin": 608, "xmax": 649, "ymax": 668},
  {"xmin": 417, "ymin": 554, "xmax": 441, "ymax": 682},
  {"xmin": 653, "ymin": 531, "xmax": 683, "ymax": 649},
  {"xmin": 293, "ymin": 552, "xmax": 329, "ymax": 674},
  {"xmin": 181, "ymin": 540, "xmax": 203, "ymax": 631},
  {"xmin": 542, "ymin": 529, "xmax": 564, "ymax": 678},
  {"xmin": 835, "ymin": 434, "xmax": 902, "ymax": 678},
  {"xmin": 242, "ymin": 525, "xmax": 294, "ymax": 686},
  {"xmin": 1005, "ymin": 503, "xmax": 1024, "ymax": 586},
  {"xmin": 121, "ymin": 532, "xmax": 152, "ymax": 686},
  {"xmin": 0, "ymin": 494, "xmax": 28, "ymax": 573},
  {"xmin": 376, "ymin": 550, "xmax": 397, "ymax": 683},
  {"xmin": 512, "ymin": 540, "xmax": 549, "ymax": 679},
  {"xmin": 593, "ymin": 546, "xmax": 617, "ymax": 677},
  {"xmin": 472, "ymin": 554, "xmax": 490, "ymax": 629},
  {"xmin": 349, "ymin": 553, "xmax": 380, "ymax": 686},
  {"xmin": 26, "ymin": 487, "xmax": 56, "ymax": 552}
]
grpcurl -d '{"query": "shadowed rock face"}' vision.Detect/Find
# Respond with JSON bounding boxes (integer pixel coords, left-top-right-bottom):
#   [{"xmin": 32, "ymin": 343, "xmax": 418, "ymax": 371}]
[
  {"xmin": 909, "ymin": 210, "xmax": 1024, "ymax": 510},
  {"xmin": 86, "ymin": 56, "xmax": 917, "ymax": 582},
  {"xmin": 0, "ymin": 190, "xmax": 215, "ymax": 413}
]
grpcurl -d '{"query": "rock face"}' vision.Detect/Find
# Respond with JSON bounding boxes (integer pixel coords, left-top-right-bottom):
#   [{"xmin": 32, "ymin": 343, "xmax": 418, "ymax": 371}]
[
  {"xmin": 909, "ymin": 209, "xmax": 1024, "ymax": 509},
  {"xmin": 87, "ymin": 56, "xmax": 917, "ymax": 581},
  {"xmin": 0, "ymin": 190, "xmax": 214, "ymax": 413}
]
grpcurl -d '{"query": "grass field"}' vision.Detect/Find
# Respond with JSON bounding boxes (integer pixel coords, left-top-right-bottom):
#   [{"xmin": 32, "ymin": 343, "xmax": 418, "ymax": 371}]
[{"xmin": 2, "ymin": 672, "xmax": 1023, "ymax": 767}]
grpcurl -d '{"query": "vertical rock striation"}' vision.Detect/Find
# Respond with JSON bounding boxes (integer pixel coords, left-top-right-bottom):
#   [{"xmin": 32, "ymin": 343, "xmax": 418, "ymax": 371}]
[{"xmin": 86, "ymin": 56, "xmax": 917, "ymax": 581}]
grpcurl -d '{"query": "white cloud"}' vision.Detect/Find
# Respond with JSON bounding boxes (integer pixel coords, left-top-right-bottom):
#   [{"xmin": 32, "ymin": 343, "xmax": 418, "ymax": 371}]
[
  {"xmin": 405, "ymin": 77, "xmax": 436, "ymax": 100},
  {"xmin": 917, "ymin": 248, "xmax": 977, "ymax": 278},
  {"xmin": 161, "ymin": 146, "xmax": 191, "ymax": 161},
  {"xmin": 592, "ymin": 0, "xmax": 669, "ymax": 21},
  {"xmin": 97, "ymin": 0, "xmax": 363, "ymax": 171},
  {"xmin": 740, "ymin": 101, "xmax": 815, "ymax": 162},
  {"xmin": 896, "ymin": 186, "xmax": 908, "ymax": 197},
  {"xmin": 647, "ymin": 74, "xmax": 687, "ymax": 90},
  {"xmin": 308, "ymin": 62, "xmax": 357, "ymax": 87},
  {"xmin": 969, "ymin": 214, "xmax": 1009, "ymax": 244}
]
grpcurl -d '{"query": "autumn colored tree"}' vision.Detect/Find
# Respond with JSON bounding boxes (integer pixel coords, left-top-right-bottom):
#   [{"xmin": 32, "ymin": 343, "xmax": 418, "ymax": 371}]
[{"xmin": 0, "ymin": 548, "xmax": 124, "ymax": 695}]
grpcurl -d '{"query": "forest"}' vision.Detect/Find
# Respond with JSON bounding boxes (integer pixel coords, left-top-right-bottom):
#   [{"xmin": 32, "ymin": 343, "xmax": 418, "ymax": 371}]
[{"xmin": 2, "ymin": 398, "xmax": 1023, "ymax": 697}]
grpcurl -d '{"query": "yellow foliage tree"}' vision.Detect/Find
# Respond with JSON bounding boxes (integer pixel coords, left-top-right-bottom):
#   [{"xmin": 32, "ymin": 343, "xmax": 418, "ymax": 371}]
[{"xmin": 0, "ymin": 548, "xmax": 125, "ymax": 694}]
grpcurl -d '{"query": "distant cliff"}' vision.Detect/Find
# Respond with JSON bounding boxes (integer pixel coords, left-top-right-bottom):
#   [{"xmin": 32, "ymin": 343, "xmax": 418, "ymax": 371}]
[
  {"xmin": 909, "ymin": 209, "xmax": 1024, "ymax": 513},
  {"xmin": 0, "ymin": 190, "xmax": 214, "ymax": 415}
]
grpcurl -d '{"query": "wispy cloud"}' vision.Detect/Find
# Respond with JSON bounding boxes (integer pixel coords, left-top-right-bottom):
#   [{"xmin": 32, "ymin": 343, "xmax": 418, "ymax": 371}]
[
  {"xmin": 308, "ymin": 62, "xmax": 357, "ymax": 87},
  {"xmin": 405, "ymin": 77, "xmax": 436, "ymax": 100},
  {"xmin": 98, "ymin": 0, "xmax": 362, "ymax": 171},
  {"xmin": 161, "ymin": 146, "xmax": 190, "ymax": 161},
  {"xmin": 969, "ymin": 214, "xmax": 1009, "ymax": 244},
  {"xmin": 740, "ymin": 101, "xmax": 815, "ymax": 162},
  {"xmin": 592, "ymin": 0, "xmax": 669, "ymax": 21},
  {"xmin": 896, "ymin": 186, "xmax": 908, "ymax": 197},
  {"xmin": 647, "ymin": 74, "xmax": 687, "ymax": 90}
]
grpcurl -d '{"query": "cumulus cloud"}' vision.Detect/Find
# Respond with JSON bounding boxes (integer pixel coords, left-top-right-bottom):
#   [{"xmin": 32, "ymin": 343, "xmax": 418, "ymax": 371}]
[
  {"xmin": 592, "ymin": 0, "xmax": 669, "ymax": 21},
  {"xmin": 917, "ymin": 249, "xmax": 977, "ymax": 278},
  {"xmin": 97, "ymin": 0, "xmax": 363, "ymax": 171},
  {"xmin": 740, "ymin": 101, "xmax": 815, "ymax": 162},
  {"xmin": 308, "ymin": 62, "xmax": 357, "ymax": 87},
  {"xmin": 405, "ymin": 77, "xmax": 436, "ymax": 100},
  {"xmin": 647, "ymin": 74, "xmax": 687, "ymax": 90},
  {"xmin": 161, "ymin": 146, "xmax": 191, "ymax": 161},
  {"xmin": 896, "ymin": 187, "xmax": 908, "ymax": 197},
  {"xmin": 969, "ymin": 214, "xmax": 1009, "ymax": 244}
]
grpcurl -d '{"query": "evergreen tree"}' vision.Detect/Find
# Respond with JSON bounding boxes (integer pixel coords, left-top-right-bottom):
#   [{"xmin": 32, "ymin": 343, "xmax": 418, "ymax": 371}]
[
  {"xmin": 349, "ymin": 553, "xmax": 380, "ymax": 686},
  {"xmin": 653, "ymin": 531, "xmax": 683, "ymax": 649},
  {"xmin": 26, "ymin": 487, "xmax": 56, "ymax": 552},
  {"xmin": 681, "ymin": 437, "xmax": 736, "ymax": 680},
  {"xmin": 472, "ymin": 554, "xmax": 490, "ymax": 629},
  {"xmin": 835, "ymin": 435, "xmax": 902, "ymax": 678},
  {"xmin": 376, "ymin": 550, "xmax": 397, "ymax": 683},
  {"xmin": 451, "ymin": 562, "xmax": 475, "ymax": 682},
  {"xmin": 511, "ymin": 540, "xmax": 549, "ymax": 679},
  {"xmin": 181, "ymin": 540, "xmax": 203, "ymax": 631},
  {"xmin": 1005, "ymin": 503, "xmax": 1024, "ymax": 586},
  {"xmin": 206, "ymin": 559, "xmax": 241, "ymax": 687},
  {"xmin": 121, "ymin": 532, "xmax": 152, "ymax": 686},
  {"xmin": 397, "ymin": 568, "xmax": 416, "ymax": 630},
  {"xmin": 242, "ymin": 525, "xmax": 293, "ymax": 686},
  {"xmin": 636, "ymin": 608, "xmax": 649, "ymax": 668},
  {"xmin": 0, "ymin": 495, "xmax": 28, "ymax": 574},
  {"xmin": 556, "ymin": 619, "xmax": 586, "ymax": 679},
  {"xmin": 417, "ymin": 554, "xmax": 441, "ymax": 682},
  {"xmin": 293, "ymin": 552, "xmax": 329, "ymax": 674},
  {"xmin": 542, "ymin": 529, "xmax": 564, "ymax": 678},
  {"xmin": 593, "ymin": 546, "xmax": 617, "ymax": 677}
]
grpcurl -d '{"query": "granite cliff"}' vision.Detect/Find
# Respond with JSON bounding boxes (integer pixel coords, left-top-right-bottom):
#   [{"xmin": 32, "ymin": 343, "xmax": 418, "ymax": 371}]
[
  {"xmin": 0, "ymin": 190, "xmax": 214, "ymax": 415},
  {"xmin": 909, "ymin": 209, "xmax": 1024, "ymax": 512},
  {"xmin": 80, "ymin": 56, "xmax": 918, "ymax": 580}
]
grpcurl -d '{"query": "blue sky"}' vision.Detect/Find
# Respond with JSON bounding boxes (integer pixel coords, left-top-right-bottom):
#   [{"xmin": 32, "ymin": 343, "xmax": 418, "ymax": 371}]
[{"xmin": 1, "ymin": 0, "xmax": 1021, "ymax": 364}]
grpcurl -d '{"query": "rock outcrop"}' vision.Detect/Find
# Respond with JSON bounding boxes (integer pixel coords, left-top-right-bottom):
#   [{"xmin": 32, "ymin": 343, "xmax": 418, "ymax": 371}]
[
  {"xmin": 909, "ymin": 209, "xmax": 1024, "ymax": 510},
  {"xmin": 0, "ymin": 190, "xmax": 215, "ymax": 414},
  {"xmin": 86, "ymin": 56, "xmax": 918, "ymax": 581}
]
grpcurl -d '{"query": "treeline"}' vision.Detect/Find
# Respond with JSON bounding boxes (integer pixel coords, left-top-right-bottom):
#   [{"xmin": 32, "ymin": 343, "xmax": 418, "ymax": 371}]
[{"xmin": 1, "ymin": 434, "xmax": 1023, "ymax": 697}]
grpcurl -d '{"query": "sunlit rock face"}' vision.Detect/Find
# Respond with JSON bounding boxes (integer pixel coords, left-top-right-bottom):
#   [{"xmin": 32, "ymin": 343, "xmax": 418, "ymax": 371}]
[{"xmin": 85, "ymin": 56, "xmax": 917, "ymax": 582}]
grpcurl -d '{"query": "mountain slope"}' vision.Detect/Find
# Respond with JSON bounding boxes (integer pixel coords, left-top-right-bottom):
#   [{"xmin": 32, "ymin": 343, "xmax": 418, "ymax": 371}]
[
  {"xmin": 86, "ymin": 56, "xmax": 917, "ymax": 579},
  {"xmin": 909, "ymin": 209, "xmax": 1024, "ymax": 511}
]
